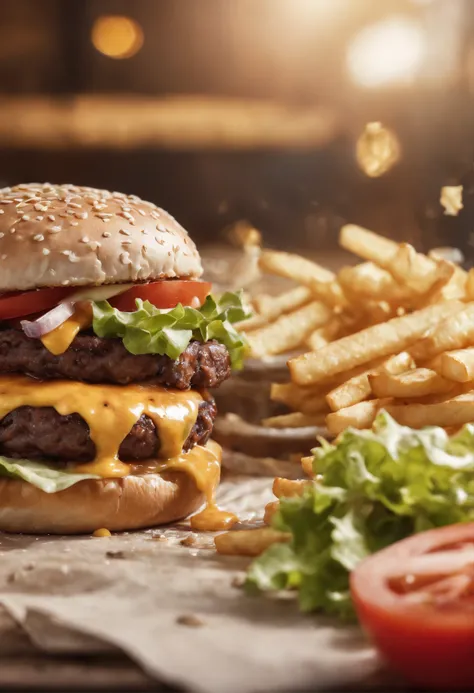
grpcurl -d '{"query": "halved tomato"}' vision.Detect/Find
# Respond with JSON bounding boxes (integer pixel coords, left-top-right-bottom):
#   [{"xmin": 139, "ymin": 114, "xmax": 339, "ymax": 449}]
[
  {"xmin": 350, "ymin": 523, "xmax": 474, "ymax": 690},
  {"xmin": 110, "ymin": 280, "xmax": 212, "ymax": 311},
  {"xmin": 0, "ymin": 286, "xmax": 73, "ymax": 320}
]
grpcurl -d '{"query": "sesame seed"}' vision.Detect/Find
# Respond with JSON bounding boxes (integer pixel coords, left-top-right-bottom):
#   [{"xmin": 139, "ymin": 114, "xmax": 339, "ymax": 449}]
[
  {"xmin": 0, "ymin": 233, "xmax": 4, "ymax": 238},
  {"xmin": 21, "ymin": 215, "xmax": 30, "ymax": 221},
  {"xmin": 42, "ymin": 248, "xmax": 50, "ymax": 256},
  {"xmin": 33, "ymin": 234, "xmax": 44, "ymax": 242},
  {"xmin": 150, "ymin": 211, "xmax": 160, "ymax": 220},
  {"xmin": 167, "ymin": 251, "xmax": 172, "ymax": 257},
  {"xmin": 49, "ymin": 269, "xmax": 56, "ymax": 276},
  {"xmin": 68, "ymin": 253, "xmax": 80, "ymax": 263},
  {"xmin": 59, "ymin": 212, "xmax": 68, "ymax": 218},
  {"xmin": 157, "ymin": 238, "xmax": 165, "ymax": 246},
  {"xmin": 80, "ymin": 236, "xmax": 89, "ymax": 243},
  {"xmin": 119, "ymin": 229, "xmax": 130, "ymax": 236},
  {"xmin": 102, "ymin": 231, "xmax": 111, "ymax": 238},
  {"xmin": 1, "ymin": 255, "xmax": 6, "ymax": 260},
  {"xmin": 76, "ymin": 212, "xmax": 88, "ymax": 219},
  {"xmin": 138, "ymin": 209, "xmax": 146, "ymax": 216},
  {"xmin": 0, "ymin": 210, "xmax": 4, "ymax": 215},
  {"xmin": 71, "ymin": 221, "xmax": 79, "ymax": 226},
  {"xmin": 47, "ymin": 215, "xmax": 55, "ymax": 222},
  {"xmin": 88, "ymin": 241, "xmax": 101, "ymax": 250},
  {"xmin": 122, "ymin": 240, "xmax": 132, "ymax": 246},
  {"xmin": 10, "ymin": 228, "xmax": 15, "ymax": 234},
  {"xmin": 68, "ymin": 202, "xmax": 82, "ymax": 209},
  {"xmin": 157, "ymin": 224, "xmax": 167, "ymax": 232},
  {"xmin": 36, "ymin": 216, "xmax": 44, "ymax": 221},
  {"xmin": 61, "ymin": 280, "xmax": 70, "ymax": 286},
  {"xmin": 120, "ymin": 252, "xmax": 132, "ymax": 265},
  {"xmin": 142, "ymin": 229, "xmax": 149, "ymax": 235},
  {"xmin": 34, "ymin": 203, "xmax": 48, "ymax": 212},
  {"xmin": 61, "ymin": 250, "xmax": 71, "ymax": 256},
  {"xmin": 49, "ymin": 226, "xmax": 61, "ymax": 233},
  {"xmin": 122, "ymin": 206, "xmax": 131, "ymax": 212},
  {"xmin": 97, "ymin": 213, "xmax": 113, "ymax": 219}
]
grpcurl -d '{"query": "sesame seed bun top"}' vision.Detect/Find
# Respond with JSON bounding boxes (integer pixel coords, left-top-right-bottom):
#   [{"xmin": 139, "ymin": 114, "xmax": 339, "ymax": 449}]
[{"xmin": 0, "ymin": 183, "xmax": 202, "ymax": 292}]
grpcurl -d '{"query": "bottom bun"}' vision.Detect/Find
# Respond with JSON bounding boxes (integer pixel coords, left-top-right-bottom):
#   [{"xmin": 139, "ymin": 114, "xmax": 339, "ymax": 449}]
[{"xmin": 0, "ymin": 442, "xmax": 221, "ymax": 535}]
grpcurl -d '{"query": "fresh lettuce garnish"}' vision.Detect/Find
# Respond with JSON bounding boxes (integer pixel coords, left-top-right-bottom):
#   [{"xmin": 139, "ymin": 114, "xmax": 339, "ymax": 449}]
[
  {"xmin": 0, "ymin": 456, "xmax": 100, "ymax": 493},
  {"xmin": 246, "ymin": 412, "xmax": 474, "ymax": 618},
  {"xmin": 92, "ymin": 292, "xmax": 250, "ymax": 369}
]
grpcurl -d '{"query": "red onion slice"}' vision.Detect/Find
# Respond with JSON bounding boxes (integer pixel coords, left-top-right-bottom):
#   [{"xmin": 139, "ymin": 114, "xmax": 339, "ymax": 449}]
[{"xmin": 21, "ymin": 301, "xmax": 76, "ymax": 339}]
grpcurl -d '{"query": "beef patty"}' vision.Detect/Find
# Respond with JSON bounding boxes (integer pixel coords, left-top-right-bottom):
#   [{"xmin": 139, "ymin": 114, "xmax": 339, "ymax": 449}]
[
  {"xmin": 0, "ymin": 329, "xmax": 230, "ymax": 389},
  {"xmin": 0, "ymin": 397, "xmax": 216, "ymax": 464}
]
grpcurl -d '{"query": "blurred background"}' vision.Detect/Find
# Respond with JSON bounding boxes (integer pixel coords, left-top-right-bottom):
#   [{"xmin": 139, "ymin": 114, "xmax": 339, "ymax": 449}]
[{"xmin": 1, "ymin": 0, "xmax": 473, "ymax": 256}]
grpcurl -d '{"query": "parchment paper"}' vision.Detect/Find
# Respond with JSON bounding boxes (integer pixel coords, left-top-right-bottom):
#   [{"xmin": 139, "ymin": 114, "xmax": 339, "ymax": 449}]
[{"xmin": 0, "ymin": 476, "xmax": 388, "ymax": 693}]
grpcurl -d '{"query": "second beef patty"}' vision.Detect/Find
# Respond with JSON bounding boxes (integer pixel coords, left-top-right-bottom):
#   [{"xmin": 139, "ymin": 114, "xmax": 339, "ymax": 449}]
[{"xmin": 0, "ymin": 397, "xmax": 216, "ymax": 464}]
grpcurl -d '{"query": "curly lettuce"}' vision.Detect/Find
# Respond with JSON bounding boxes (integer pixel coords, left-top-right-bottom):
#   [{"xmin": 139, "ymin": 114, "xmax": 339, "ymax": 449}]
[
  {"xmin": 92, "ymin": 292, "xmax": 250, "ymax": 369},
  {"xmin": 246, "ymin": 412, "xmax": 474, "ymax": 618}
]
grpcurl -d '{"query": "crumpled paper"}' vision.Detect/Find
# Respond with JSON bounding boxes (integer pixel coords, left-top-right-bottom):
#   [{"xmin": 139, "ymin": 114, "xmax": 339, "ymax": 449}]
[{"xmin": 0, "ymin": 476, "xmax": 387, "ymax": 693}]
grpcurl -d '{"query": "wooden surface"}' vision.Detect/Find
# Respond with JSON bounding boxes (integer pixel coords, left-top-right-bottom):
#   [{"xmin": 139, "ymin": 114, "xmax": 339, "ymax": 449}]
[{"xmin": 0, "ymin": 96, "xmax": 338, "ymax": 150}]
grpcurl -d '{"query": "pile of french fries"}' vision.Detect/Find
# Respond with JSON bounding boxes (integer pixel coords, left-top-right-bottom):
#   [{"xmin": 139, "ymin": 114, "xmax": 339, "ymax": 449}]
[{"xmin": 237, "ymin": 224, "xmax": 474, "ymax": 437}]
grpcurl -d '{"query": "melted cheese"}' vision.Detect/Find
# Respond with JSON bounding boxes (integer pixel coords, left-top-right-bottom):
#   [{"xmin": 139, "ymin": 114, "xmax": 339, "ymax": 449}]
[
  {"xmin": 0, "ymin": 375, "xmax": 231, "ymax": 531},
  {"xmin": 40, "ymin": 304, "xmax": 92, "ymax": 355},
  {"xmin": 0, "ymin": 375, "xmax": 202, "ymax": 475}
]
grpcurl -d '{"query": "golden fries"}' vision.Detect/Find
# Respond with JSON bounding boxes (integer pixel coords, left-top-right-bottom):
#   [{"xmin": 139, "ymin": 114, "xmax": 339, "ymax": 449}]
[
  {"xmin": 214, "ymin": 528, "xmax": 290, "ymax": 557},
  {"xmin": 259, "ymin": 250, "xmax": 346, "ymax": 308},
  {"xmin": 253, "ymin": 286, "xmax": 313, "ymax": 321},
  {"xmin": 272, "ymin": 478, "xmax": 311, "ymax": 499},
  {"xmin": 435, "ymin": 347, "xmax": 474, "ymax": 383},
  {"xmin": 386, "ymin": 393, "xmax": 474, "ymax": 429},
  {"xmin": 289, "ymin": 301, "xmax": 462, "ymax": 386},
  {"xmin": 339, "ymin": 225, "xmax": 398, "ymax": 265},
  {"xmin": 262, "ymin": 412, "xmax": 326, "ymax": 428},
  {"xmin": 409, "ymin": 303, "xmax": 474, "ymax": 362},
  {"xmin": 306, "ymin": 317, "xmax": 343, "ymax": 351},
  {"xmin": 369, "ymin": 368, "xmax": 454, "ymax": 399},
  {"xmin": 338, "ymin": 262, "xmax": 411, "ymax": 305},
  {"xmin": 248, "ymin": 300, "xmax": 332, "ymax": 358},
  {"xmin": 301, "ymin": 456, "xmax": 315, "ymax": 478},
  {"xmin": 326, "ymin": 399, "xmax": 391, "ymax": 436}
]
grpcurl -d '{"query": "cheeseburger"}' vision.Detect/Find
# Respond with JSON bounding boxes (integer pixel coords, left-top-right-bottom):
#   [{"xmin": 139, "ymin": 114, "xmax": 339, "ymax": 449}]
[{"xmin": 0, "ymin": 183, "xmax": 248, "ymax": 534}]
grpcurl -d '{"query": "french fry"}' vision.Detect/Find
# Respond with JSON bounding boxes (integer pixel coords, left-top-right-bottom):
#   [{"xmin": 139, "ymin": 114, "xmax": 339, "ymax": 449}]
[
  {"xmin": 248, "ymin": 300, "xmax": 332, "ymax": 358},
  {"xmin": 306, "ymin": 317, "xmax": 343, "ymax": 351},
  {"xmin": 409, "ymin": 303, "xmax": 474, "ymax": 362},
  {"xmin": 369, "ymin": 368, "xmax": 454, "ymax": 399},
  {"xmin": 253, "ymin": 286, "xmax": 313, "ymax": 321},
  {"xmin": 326, "ymin": 399, "xmax": 390, "ymax": 437},
  {"xmin": 289, "ymin": 300, "xmax": 462, "ymax": 386},
  {"xmin": 273, "ymin": 478, "xmax": 311, "ymax": 498},
  {"xmin": 325, "ymin": 352, "xmax": 414, "ymax": 412},
  {"xmin": 258, "ymin": 250, "xmax": 346, "ymax": 307},
  {"xmin": 436, "ymin": 347, "xmax": 474, "ymax": 383},
  {"xmin": 386, "ymin": 393, "xmax": 474, "ymax": 429},
  {"xmin": 338, "ymin": 262, "xmax": 411, "ymax": 305},
  {"xmin": 465, "ymin": 269, "xmax": 474, "ymax": 301},
  {"xmin": 386, "ymin": 244, "xmax": 452, "ymax": 295},
  {"xmin": 422, "ymin": 265, "xmax": 467, "ymax": 304},
  {"xmin": 214, "ymin": 527, "xmax": 290, "ymax": 557},
  {"xmin": 339, "ymin": 225, "xmax": 398, "ymax": 265},
  {"xmin": 235, "ymin": 314, "xmax": 268, "ymax": 333},
  {"xmin": 264, "ymin": 501, "xmax": 280, "ymax": 525},
  {"xmin": 270, "ymin": 382, "xmax": 330, "ymax": 415},
  {"xmin": 262, "ymin": 412, "xmax": 326, "ymax": 428},
  {"xmin": 301, "ymin": 456, "xmax": 315, "ymax": 478}
]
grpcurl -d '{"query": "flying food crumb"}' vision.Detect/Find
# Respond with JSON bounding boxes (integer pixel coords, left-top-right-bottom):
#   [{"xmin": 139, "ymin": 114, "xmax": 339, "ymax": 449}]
[
  {"xmin": 152, "ymin": 533, "xmax": 168, "ymax": 542},
  {"xmin": 180, "ymin": 534, "xmax": 197, "ymax": 547},
  {"xmin": 92, "ymin": 528, "xmax": 111, "ymax": 538},
  {"xmin": 106, "ymin": 550, "xmax": 126, "ymax": 559},
  {"xmin": 176, "ymin": 614, "xmax": 205, "ymax": 627}
]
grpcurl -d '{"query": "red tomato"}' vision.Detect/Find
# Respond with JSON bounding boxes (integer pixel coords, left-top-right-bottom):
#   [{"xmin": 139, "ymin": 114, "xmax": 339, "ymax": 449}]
[
  {"xmin": 0, "ymin": 287, "xmax": 73, "ymax": 320},
  {"xmin": 350, "ymin": 523, "xmax": 474, "ymax": 690},
  {"xmin": 110, "ymin": 280, "xmax": 212, "ymax": 311}
]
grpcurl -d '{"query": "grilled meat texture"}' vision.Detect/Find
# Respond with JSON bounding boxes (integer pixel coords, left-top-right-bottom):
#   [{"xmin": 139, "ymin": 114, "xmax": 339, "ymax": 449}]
[
  {"xmin": 0, "ymin": 329, "xmax": 231, "ymax": 389},
  {"xmin": 0, "ymin": 397, "xmax": 216, "ymax": 464}
]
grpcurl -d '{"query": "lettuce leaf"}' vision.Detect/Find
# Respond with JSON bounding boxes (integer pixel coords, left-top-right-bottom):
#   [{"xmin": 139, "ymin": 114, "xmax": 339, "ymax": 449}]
[
  {"xmin": 246, "ymin": 412, "xmax": 474, "ymax": 618},
  {"xmin": 92, "ymin": 292, "xmax": 250, "ymax": 369},
  {"xmin": 0, "ymin": 456, "xmax": 100, "ymax": 493}
]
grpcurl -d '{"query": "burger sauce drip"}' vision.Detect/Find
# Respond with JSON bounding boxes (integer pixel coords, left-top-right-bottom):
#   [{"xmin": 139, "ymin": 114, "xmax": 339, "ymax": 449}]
[{"xmin": 0, "ymin": 375, "xmax": 232, "ymax": 531}]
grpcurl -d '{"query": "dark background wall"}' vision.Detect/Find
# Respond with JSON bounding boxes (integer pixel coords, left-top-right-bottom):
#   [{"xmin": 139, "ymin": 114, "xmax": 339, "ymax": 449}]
[{"xmin": 0, "ymin": 0, "xmax": 473, "ymax": 257}]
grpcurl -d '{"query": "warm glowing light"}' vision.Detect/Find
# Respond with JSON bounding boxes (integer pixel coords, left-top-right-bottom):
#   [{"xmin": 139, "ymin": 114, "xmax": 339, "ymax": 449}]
[
  {"xmin": 356, "ymin": 122, "xmax": 400, "ymax": 178},
  {"xmin": 348, "ymin": 17, "xmax": 425, "ymax": 87},
  {"xmin": 91, "ymin": 15, "xmax": 144, "ymax": 59}
]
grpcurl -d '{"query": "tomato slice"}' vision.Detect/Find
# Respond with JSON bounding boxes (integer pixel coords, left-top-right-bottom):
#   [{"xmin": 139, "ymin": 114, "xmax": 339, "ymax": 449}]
[
  {"xmin": 0, "ymin": 287, "xmax": 73, "ymax": 320},
  {"xmin": 350, "ymin": 523, "xmax": 474, "ymax": 690},
  {"xmin": 110, "ymin": 280, "xmax": 212, "ymax": 311}
]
